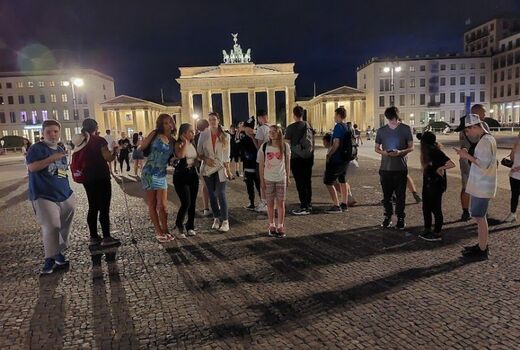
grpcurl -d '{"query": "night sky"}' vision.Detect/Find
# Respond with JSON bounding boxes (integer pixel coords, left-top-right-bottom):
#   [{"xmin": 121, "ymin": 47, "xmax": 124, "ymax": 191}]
[{"xmin": 1, "ymin": 0, "xmax": 520, "ymax": 103}]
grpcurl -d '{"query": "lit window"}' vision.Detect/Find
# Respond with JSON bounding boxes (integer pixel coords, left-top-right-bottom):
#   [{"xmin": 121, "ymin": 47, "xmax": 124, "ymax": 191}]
[
  {"xmin": 31, "ymin": 110, "xmax": 38, "ymax": 124},
  {"xmin": 38, "ymin": 81, "xmax": 44, "ymax": 87},
  {"xmin": 42, "ymin": 110, "xmax": 48, "ymax": 121},
  {"xmin": 28, "ymin": 81, "xmax": 34, "ymax": 87},
  {"xmin": 20, "ymin": 111, "xmax": 27, "ymax": 122},
  {"xmin": 13, "ymin": 130, "xmax": 18, "ymax": 136},
  {"xmin": 65, "ymin": 128, "xmax": 71, "ymax": 141},
  {"xmin": 125, "ymin": 113, "xmax": 132, "ymax": 121},
  {"xmin": 49, "ymin": 81, "xmax": 55, "ymax": 87},
  {"xmin": 410, "ymin": 94, "xmax": 416, "ymax": 105},
  {"xmin": 50, "ymin": 94, "xmax": 57, "ymax": 102},
  {"xmin": 409, "ymin": 66, "xmax": 416, "ymax": 72},
  {"xmin": 17, "ymin": 82, "xmax": 23, "ymax": 88},
  {"xmin": 61, "ymin": 81, "xmax": 69, "ymax": 87},
  {"xmin": 63, "ymin": 109, "xmax": 70, "ymax": 120},
  {"xmin": 2, "ymin": 130, "xmax": 8, "ymax": 136},
  {"xmin": 52, "ymin": 109, "xmax": 58, "ymax": 120},
  {"xmin": 23, "ymin": 130, "xmax": 29, "ymax": 139},
  {"xmin": 61, "ymin": 93, "xmax": 68, "ymax": 102}
]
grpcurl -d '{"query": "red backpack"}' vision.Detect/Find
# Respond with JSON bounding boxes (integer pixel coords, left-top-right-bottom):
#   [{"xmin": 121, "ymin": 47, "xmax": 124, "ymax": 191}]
[{"xmin": 71, "ymin": 139, "xmax": 89, "ymax": 183}]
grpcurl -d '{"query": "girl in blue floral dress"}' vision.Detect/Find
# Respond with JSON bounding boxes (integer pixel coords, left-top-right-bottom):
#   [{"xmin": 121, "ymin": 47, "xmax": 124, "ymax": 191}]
[{"xmin": 141, "ymin": 114, "xmax": 175, "ymax": 242}]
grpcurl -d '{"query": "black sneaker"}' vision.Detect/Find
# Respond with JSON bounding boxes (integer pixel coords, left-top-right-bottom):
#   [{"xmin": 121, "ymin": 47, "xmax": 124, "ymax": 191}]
[
  {"xmin": 41, "ymin": 258, "xmax": 55, "ymax": 275},
  {"xmin": 413, "ymin": 192, "xmax": 422, "ymax": 203},
  {"xmin": 89, "ymin": 236, "xmax": 102, "ymax": 247},
  {"xmin": 462, "ymin": 245, "xmax": 488, "ymax": 260},
  {"xmin": 419, "ymin": 231, "xmax": 442, "ymax": 242},
  {"xmin": 325, "ymin": 205, "xmax": 343, "ymax": 214},
  {"xmin": 381, "ymin": 216, "xmax": 392, "ymax": 228},
  {"xmin": 292, "ymin": 208, "xmax": 310, "ymax": 216},
  {"xmin": 460, "ymin": 211, "xmax": 471, "ymax": 222},
  {"xmin": 462, "ymin": 243, "xmax": 479, "ymax": 252},
  {"xmin": 244, "ymin": 204, "xmax": 256, "ymax": 211},
  {"xmin": 100, "ymin": 236, "xmax": 121, "ymax": 247},
  {"xmin": 340, "ymin": 203, "xmax": 348, "ymax": 211},
  {"xmin": 54, "ymin": 253, "xmax": 69, "ymax": 266},
  {"xmin": 396, "ymin": 218, "xmax": 406, "ymax": 230}
]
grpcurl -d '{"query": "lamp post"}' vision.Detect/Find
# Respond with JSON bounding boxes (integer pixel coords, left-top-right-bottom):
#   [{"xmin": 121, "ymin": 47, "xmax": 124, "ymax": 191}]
[{"xmin": 64, "ymin": 77, "xmax": 84, "ymax": 129}]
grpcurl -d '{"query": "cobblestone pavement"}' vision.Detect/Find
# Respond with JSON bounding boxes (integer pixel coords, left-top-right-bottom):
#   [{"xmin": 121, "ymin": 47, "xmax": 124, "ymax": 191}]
[{"xmin": 1, "ymin": 148, "xmax": 520, "ymax": 349}]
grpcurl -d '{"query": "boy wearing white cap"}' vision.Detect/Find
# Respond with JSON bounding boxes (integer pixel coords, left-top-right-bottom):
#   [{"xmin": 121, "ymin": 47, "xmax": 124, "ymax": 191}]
[{"xmin": 455, "ymin": 114, "xmax": 497, "ymax": 260}]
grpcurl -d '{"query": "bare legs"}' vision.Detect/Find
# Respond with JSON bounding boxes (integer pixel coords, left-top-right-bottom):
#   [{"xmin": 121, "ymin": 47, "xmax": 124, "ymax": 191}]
[
  {"xmin": 474, "ymin": 216, "xmax": 489, "ymax": 250},
  {"xmin": 145, "ymin": 189, "xmax": 169, "ymax": 237},
  {"xmin": 267, "ymin": 198, "xmax": 286, "ymax": 227}
]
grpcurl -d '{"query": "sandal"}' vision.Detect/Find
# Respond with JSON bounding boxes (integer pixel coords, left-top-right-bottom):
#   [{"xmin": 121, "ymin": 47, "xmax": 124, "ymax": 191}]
[{"xmin": 156, "ymin": 234, "xmax": 174, "ymax": 243}]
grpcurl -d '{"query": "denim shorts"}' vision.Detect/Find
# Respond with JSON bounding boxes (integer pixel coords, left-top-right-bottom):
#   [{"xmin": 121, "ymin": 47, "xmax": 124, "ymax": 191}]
[{"xmin": 470, "ymin": 196, "xmax": 490, "ymax": 218}]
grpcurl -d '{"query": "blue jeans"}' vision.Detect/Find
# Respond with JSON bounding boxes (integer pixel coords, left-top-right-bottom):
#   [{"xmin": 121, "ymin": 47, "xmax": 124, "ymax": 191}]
[{"xmin": 204, "ymin": 173, "xmax": 228, "ymax": 221}]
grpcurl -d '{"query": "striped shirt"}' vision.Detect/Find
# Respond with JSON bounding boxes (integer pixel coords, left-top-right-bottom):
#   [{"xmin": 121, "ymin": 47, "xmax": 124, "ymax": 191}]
[{"xmin": 465, "ymin": 134, "xmax": 498, "ymax": 199}]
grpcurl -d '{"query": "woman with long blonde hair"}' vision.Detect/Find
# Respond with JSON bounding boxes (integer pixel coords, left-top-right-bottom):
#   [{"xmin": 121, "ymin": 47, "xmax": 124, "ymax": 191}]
[
  {"xmin": 197, "ymin": 112, "xmax": 233, "ymax": 232},
  {"xmin": 140, "ymin": 114, "xmax": 176, "ymax": 242}
]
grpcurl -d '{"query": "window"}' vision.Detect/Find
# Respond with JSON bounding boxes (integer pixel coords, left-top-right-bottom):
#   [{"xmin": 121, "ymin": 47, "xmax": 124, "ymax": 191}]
[
  {"xmin": 31, "ymin": 110, "xmax": 37, "ymax": 124},
  {"xmin": 7, "ymin": 96, "xmax": 13, "ymax": 104},
  {"xmin": 470, "ymin": 63, "xmax": 475, "ymax": 69},
  {"xmin": 450, "ymin": 64, "xmax": 456, "ymax": 70},
  {"xmin": 516, "ymin": 67, "xmax": 520, "ymax": 78},
  {"xmin": 73, "ymin": 109, "xmax": 79, "ymax": 120},
  {"xmin": 0, "ymin": 96, "xmax": 3, "ymax": 104},
  {"xmin": 480, "ymin": 75, "xmax": 486, "ymax": 84},
  {"xmin": 17, "ymin": 82, "xmax": 23, "ymax": 88},
  {"xmin": 399, "ymin": 95, "xmax": 405, "ymax": 106},
  {"xmin": 18, "ymin": 95, "xmax": 24, "ymax": 104},
  {"xmin": 0, "ymin": 112, "xmax": 5, "ymax": 123},
  {"xmin": 420, "ymin": 94, "xmax": 425, "ymax": 105},
  {"xmin": 103, "ymin": 84, "xmax": 106, "ymax": 90},
  {"xmin": 515, "ymin": 83, "xmax": 519, "ymax": 96},
  {"xmin": 507, "ymin": 84, "xmax": 512, "ymax": 96},
  {"xmin": 440, "ymin": 77, "xmax": 446, "ymax": 86},
  {"xmin": 409, "ymin": 65, "xmax": 415, "ymax": 72},
  {"xmin": 410, "ymin": 94, "xmax": 416, "ymax": 105},
  {"xmin": 480, "ymin": 91, "xmax": 486, "ymax": 102},
  {"xmin": 38, "ymin": 81, "xmax": 44, "ymax": 87},
  {"xmin": 399, "ymin": 79, "xmax": 405, "ymax": 89},
  {"xmin": 52, "ymin": 109, "xmax": 58, "ymax": 120},
  {"xmin": 410, "ymin": 79, "xmax": 416, "ymax": 88},
  {"xmin": 42, "ymin": 110, "xmax": 48, "ymax": 121},
  {"xmin": 50, "ymin": 94, "xmax": 57, "ymax": 103},
  {"xmin": 440, "ymin": 64, "xmax": 446, "ymax": 71},
  {"xmin": 500, "ymin": 86, "xmax": 504, "ymax": 97},
  {"xmin": 389, "ymin": 95, "xmax": 395, "ymax": 106},
  {"xmin": 440, "ymin": 93, "xmax": 446, "ymax": 104},
  {"xmin": 461, "ymin": 64, "xmax": 466, "ymax": 70},
  {"xmin": 493, "ymin": 87, "xmax": 497, "ymax": 98},
  {"xmin": 27, "ymin": 81, "xmax": 34, "ymax": 87},
  {"xmin": 470, "ymin": 92, "xmax": 475, "ymax": 102},
  {"xmin": 420, "ymin": 65, "xmax": 426, "ymax": 71},
  {"xmin": 61, "ymin": 93, "xmax": 68, "ymax": 102},
  {"xmin": 63, "ymin": 109, "xmax": 70, "ymax": 120},
  {"xmin": 379, "ymin": 96, "xmax": 385, "ymax": 107},
  {"xmin": 480, "ymin": 62, "xmax": 485, "ymax": 69},
  {"xmin": 82, "ymin": 94, "xmax": 87, "ymax": 104},
  {"xmin": 83, "ymin": 108, "xmax": 90, "ymax": 118},
  {"xmin": 450, "ymin": 77, "xmax": 456, "ymax": 85},
  {"xmin": 65, "ymin": 128, "xmax": 71, "ymax": 141},
  {"xmin": 379, "ymin": 79, "xmax": 385, "ymax": 91},
  {"xmin": 12, "ymin": 130, "xmax": 18, "ymax": 136},
  {"xmin": 460, "ymin": 77, "xmax": 466, "ymax": 85},
  {"xmin": 6, "ymin": 82, "xmax": 12, "ymax": 88},
  {"xmin": 420, "ymin": 78, "xmax": 425, "ymax": 87},
  {"xmin": 460, "ymin": 92, "xmax": 465, "ymax": 103},
  {"xmin": 49, "ymin": 81, "xmax": 55, "ymax": 87},
  {"xmin": 103, "ymin": 94, "xmax": 107, "ymax": 100},
  {"xmin": 40, "ymin": 94, "xmax": 45, "ymax": 103},
  {"xmin": 501, "ymin": 71, "xmax": 505, "ymax": 81},
  {"xmin": 29, "ymin": 95, "xmax": 35, "ymax": 104},
  {"xmin": 470, "ymin": 76, "xmax": 476, "ymax": 85},
  {"xmin": 450, "ymin": 92, "xmax": 456, "ymax": 103},
  {"xmin": 20, "ymin": 111, "xmax": 27, "ymax": 122},
  {"xmin": 60, "ymin": 81, "xmax": 69, "ymax": 87},
  {"xmin": 2, "ymin": 130, "xmax": 7, "ymax": 136}
]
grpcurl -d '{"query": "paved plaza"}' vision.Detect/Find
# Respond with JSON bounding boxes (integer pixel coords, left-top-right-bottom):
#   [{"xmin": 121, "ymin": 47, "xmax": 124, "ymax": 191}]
[{"xmin": 1, "ymin": 138, "xmax": 519, "ymax": 349}]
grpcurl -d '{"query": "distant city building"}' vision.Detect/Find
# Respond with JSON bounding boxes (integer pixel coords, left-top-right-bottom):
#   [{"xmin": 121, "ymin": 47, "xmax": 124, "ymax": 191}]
[
  {"xmin": 0, "ymin": 69, "xmax": 115, "ymax": 143},
  {"xmin": 357, "ymin": 55, "xmax": 491, "ymax": 128},
  {"xmin": 464, "ymin": 18, "xmax": 520, "ymax": 56},
  {"xmin": 490, "ymin": 31, "xmax": 520, "ymax": 124}
]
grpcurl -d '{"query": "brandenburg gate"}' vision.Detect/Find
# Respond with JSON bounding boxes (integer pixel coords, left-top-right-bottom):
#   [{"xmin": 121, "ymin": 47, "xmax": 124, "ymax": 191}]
[{"xmin": 176, "ymin": 34, "xmax": 298, "ymax": 126}]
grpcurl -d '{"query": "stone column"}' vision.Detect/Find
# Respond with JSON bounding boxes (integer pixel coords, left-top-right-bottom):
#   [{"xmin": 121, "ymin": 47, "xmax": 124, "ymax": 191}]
[
  {"xmin": 180, "ymin": 90, "xmax": 191, "ymax": 125},
  {"xmin": 202, "ymin": 90, "xmax": 212, "ymax": 117},
  {"xmin": 248, "ymin": 89, "xmax": 256, "ymax": 118},
  {"xmin": 115, "ymin": 110, "xmax": 121, "ymax": 134},
  {"xmin": 285, "ymin": 86, "xmax": 296, "ymax": 127},
  {"xmin": 267, "ymin": 88, "xmax": 276, "ymax": 123},
  {"xmin": 222, "ymin": 90, "xmax": 232, "ymax": 127}
]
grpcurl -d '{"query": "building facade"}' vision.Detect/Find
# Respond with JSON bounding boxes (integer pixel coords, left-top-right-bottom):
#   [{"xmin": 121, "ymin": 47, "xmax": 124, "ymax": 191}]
[
  {"xmin": 464, "ymin": 18, "xmax": 520, "ymax": 56},
  {"xmin": 490, "ymin": 32, "xmax": 520, "ymax": 124},
  {"xmin": 0, "ymin": 69, "xmax": 115, "ymax": 143},
  {"xmin": 297, "ymin": 86, "xmax": 366, "ymax": 133},
  {"xmin": 357, "ymin": 55, "xmax": 491, "ymax": 129}
]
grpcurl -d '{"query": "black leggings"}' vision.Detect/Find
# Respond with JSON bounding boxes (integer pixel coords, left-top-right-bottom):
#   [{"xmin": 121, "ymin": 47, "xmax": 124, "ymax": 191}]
[
  {"xmin": 119, "ymin": 152, "xmax": 130, "ymax": 172},
  {"xmin": 422, "ymin": 186, "xmax": 444, "ymax": 233},
  {"xmin": 244, "ymin": 171, "xmax": 260, "ymax": 206},
  {"xmin": 174, "ymin": 171, "xmax": 199, "ymax": 231},
  {"xmin": 511, "ymin": 177, "xmax": 520, "ymax": 213},
  {"xmin": 83, "ymin": 178, "xmax": 112, "ymax": 238}
]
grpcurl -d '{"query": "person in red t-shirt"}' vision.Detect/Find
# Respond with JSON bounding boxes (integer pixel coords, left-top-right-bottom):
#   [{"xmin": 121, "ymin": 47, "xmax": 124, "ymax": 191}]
[{"xmin": 80, "ymin": 119, "xmax": 121, "ymax": 248}]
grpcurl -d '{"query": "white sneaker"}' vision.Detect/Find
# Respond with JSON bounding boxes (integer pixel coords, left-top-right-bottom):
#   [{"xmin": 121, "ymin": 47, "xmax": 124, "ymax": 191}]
[
  {"xmin": 503, "ymin": 212, "xmax": 517, "ymax": 223},
  {"xmin": 255, "ymin": 202, "xmax": 267, "ymax": 213},
  {"xmin": 187, "ymin": 229, "xmax": 197, "ymax": 237},
  {"xmin": 218, "ymin": 220, "xmax": 230, "ymax": 232},
  {"xmin": 212, "ymin": 218, "xmax": 220, "ymax": 230},
  {"xmin": 177, "ymin": 232, "xmax": 187, "ymax": 239},
  {"xmin": 203, "ymin": 209, "xmax": 213, "ymax": 217}
]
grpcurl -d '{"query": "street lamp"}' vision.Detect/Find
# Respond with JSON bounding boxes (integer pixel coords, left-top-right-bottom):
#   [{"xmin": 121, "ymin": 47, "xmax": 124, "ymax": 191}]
[
  {"xmin": 67, "ymin": 77, "xmax": 84, "ymax": 129},
  {"xmin": 383, "ymin": 64, "xmax": 402, "ymax": 92},
  {"xmin": 191, "ymin": 113, "xmax": 199, "ymax": 120}
]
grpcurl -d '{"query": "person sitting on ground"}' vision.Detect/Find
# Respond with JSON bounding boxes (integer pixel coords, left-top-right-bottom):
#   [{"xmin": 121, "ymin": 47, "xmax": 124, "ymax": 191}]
[
  {"xmin": 27, "ymin": 120, "xmax": 76, "ymax": 275},
  {"xmin": 455, "ymin": 114, "xmax": 497, "ymax": 260}
]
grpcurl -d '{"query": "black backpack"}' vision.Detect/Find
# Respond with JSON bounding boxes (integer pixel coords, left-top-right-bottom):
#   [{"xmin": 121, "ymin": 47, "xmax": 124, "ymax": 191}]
[{"xmin": 340, "ymin": 124, "xmax": 358, "ymax": 162}]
